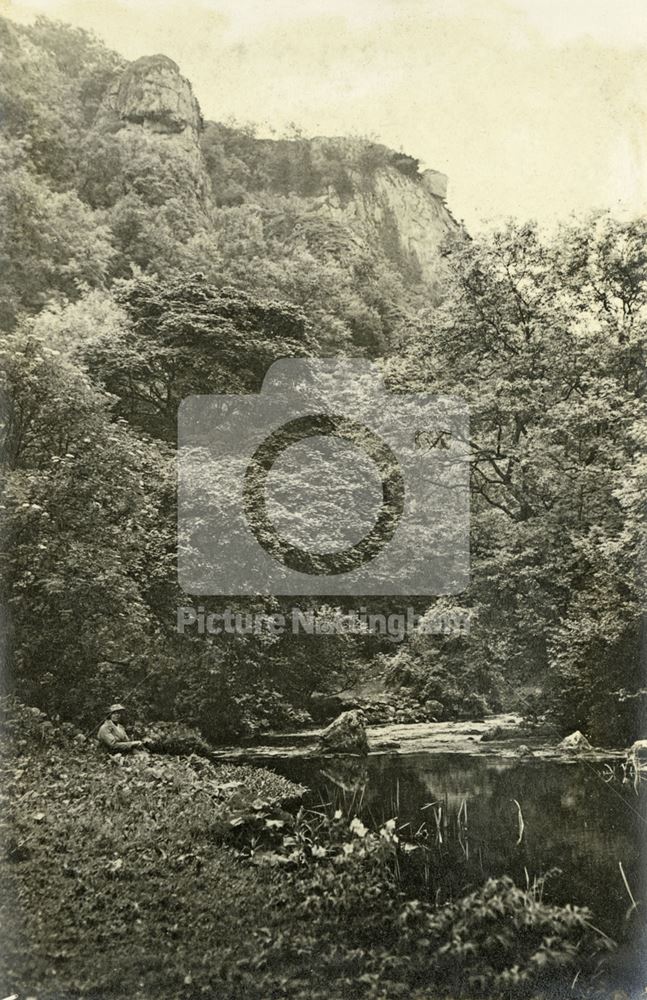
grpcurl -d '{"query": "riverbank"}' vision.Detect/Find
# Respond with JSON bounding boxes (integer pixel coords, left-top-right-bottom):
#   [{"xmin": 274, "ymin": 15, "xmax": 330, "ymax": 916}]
[
  {"xmin": 0, "ymin": 703, "xmax": 307, "ymax": 999},
  {"xmin": 0, "ymin": 702, "xmax": 631, "ymax": 1000}
]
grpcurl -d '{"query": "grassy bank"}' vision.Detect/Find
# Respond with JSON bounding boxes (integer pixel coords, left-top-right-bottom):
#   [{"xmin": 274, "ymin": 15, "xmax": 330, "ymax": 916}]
[
  {"xmin": 0, "ymin": 703, "xmax": 308, "ymax": 998},
  {"xmin": 0, "ymin": 702, "xmax": 618, "ymax": 1000}
]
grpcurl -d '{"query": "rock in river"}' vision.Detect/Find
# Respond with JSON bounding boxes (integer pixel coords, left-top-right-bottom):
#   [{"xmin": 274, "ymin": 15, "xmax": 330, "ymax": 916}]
[
  {"xmin": 628, "ymin": 739, "xmax": 647, "ymax": 764},
  {"xmin": 318, "ymin": 710, "xmax": 369, "ymax": 755},
  {"xmin": 557, "ymin": 730, "xmax": 592, "ymax": 752}
]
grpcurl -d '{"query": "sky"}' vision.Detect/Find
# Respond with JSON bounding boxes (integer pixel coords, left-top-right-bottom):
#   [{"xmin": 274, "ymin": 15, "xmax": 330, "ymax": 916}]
[{"xmin": 2, "ymin": 0, "xmax": 646, "ymax": 229}]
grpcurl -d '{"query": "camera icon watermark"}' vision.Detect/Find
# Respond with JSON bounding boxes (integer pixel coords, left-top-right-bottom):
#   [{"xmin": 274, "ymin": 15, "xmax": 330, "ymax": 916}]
[{"xmin": 178, "ymin": 358, "xmax": 469, "ymax": 595}]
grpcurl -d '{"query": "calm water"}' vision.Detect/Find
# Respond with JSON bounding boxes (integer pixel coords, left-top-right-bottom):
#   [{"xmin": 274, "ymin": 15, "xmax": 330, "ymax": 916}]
[{"xmin": 258, "ymin": 749, "xmax": 645, "ymax": 950}]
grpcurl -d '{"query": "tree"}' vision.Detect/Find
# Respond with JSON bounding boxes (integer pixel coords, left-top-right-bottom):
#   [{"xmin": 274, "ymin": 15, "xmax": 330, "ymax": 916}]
[
  {"xmin": 386, "ymin": 215, "xmax": 647, "ymax": 743},
  {"xmin": 81, "ymin": 271, "xmax": 314, "ymax": 440},
  {"xmin": 0, "ymin": 15, "xmax": 123, "ymax": 186},
  {"xmin": 0, "ymin": 164, "xmax": 115, "ymax": 327},
  {"xmin": 0, "ymin": 307, "xmax": 171, "ymax": 722}
]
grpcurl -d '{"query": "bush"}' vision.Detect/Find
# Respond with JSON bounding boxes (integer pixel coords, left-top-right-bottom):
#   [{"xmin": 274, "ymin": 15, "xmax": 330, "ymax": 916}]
[
  {"xmin": 218, "ymin": 810, "xmax": 612, "ymax": 999},
  {"xmin": 398, "ymin": 876, "xmax": 610, "ymax": 997},
  {"xmin": 140, "ymin": 721, "xmax": 213, "ymax": 757}
]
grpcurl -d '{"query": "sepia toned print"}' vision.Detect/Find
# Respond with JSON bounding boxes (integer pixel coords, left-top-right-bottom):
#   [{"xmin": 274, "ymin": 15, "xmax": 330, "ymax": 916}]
[{"xmin": 0, "ymin": 2, "xmax": 645, "ymax": 998}]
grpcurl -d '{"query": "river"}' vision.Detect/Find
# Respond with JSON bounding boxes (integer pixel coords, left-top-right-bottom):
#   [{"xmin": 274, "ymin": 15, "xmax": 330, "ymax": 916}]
[{"xmin": 213, "ymin": 716, "xmax": 646, "ymax": 966}]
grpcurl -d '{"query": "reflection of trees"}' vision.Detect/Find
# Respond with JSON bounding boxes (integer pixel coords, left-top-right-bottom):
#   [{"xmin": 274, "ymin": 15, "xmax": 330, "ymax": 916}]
[{"xmin": 309, "ymin": 752, "xmax": 645, "ymax": 939}]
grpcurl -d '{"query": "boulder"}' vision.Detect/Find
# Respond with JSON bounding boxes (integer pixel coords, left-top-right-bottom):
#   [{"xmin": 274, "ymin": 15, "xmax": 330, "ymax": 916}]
[
  {"xmin": 318, "ymin": 710, "xmax": 369, "ymax": 755},
  {"xmin": 423, "ymin": 699, "xmax": 444, "ymax": 720},
  {"xmin": 628, "ymin": 739, "xmax": 647, "ymax": 763},
  {"xmin": 557, "ymin": 730, "xmax": 592, "ymax": 752},
  {"xmin": 94, "ymin": 54, "xmax": 210, "ymax": 205},
  {"xmin": 482, "ymin": 722, "xmax": 527, "ymax": 742},
  {"xmin": 97, "ymin": 54, "xmax": 202, "ymax": 138},
  {"xmin": 421, "ymin": 168, "xmax": 448, "ymax": 199},
  {"xmin": 515, "ymin": 744, "xmax": 533, "ymax": 757},
  {"xmin": 481, "ymin": 725, "xmax": 504, "ymax": 742}
]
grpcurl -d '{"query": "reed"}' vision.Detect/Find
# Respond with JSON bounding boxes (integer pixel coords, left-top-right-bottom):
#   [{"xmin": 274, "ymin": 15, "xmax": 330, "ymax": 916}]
[
  {"xmin": 618, "ymin": 860, "xmax": 639, "ymax": 918},
  {"xmin": 512, "ymin": 798, "xmax": 525, "ymax": 846}
]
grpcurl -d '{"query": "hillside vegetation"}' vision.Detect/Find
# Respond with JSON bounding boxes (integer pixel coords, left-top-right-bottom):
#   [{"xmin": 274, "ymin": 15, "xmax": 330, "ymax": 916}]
[{"xmin": 0, "ymin": 14, "xmax": 645, "ymax": 747}]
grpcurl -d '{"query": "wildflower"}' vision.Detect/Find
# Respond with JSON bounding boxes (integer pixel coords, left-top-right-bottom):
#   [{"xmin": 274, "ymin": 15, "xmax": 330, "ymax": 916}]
[
  {"xmin": 380, "ymin": 818, "xmax": 399, "ymax": 843},
  {"xmin": 349, "ymin": 817, "xmax": 368, "ymax": 838},
  {"xmin": 311, "ymin": 844, "xmax": 327, "ymax": 858},
  {"xmin": 333, "ymin": 809, "xmax": 342, "ymax": 820}
]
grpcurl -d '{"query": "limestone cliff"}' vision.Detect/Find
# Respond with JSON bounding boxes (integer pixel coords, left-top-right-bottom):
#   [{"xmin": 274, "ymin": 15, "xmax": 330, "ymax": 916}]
[
  {"xmin": 202, "ymin": 128, "xmax": 459, "ymax": 283},
  {"xmin": 302, "ymin": 138, "xmax": 456, "ymax": 281},
  {"xmin": 94, "ymin": 54, "xmax": 209, "ymax": 203},
  {"xmin": 94, "ymin": 54, "xmax": 458, "ymax": 281},
  {"xmin": 96, "ymin": 53, "xmax": 202, "ymax": 141}
]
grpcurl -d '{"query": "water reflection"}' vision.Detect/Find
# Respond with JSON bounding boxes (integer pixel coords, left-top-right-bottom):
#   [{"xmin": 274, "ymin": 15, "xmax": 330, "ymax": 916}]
[{"xmin": 265, "ymin": 750, "xmax": 645, "ymax": 945}]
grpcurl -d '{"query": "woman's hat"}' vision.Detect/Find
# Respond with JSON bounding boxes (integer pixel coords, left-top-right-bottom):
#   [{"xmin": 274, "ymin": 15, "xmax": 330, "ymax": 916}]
[{"xmin": 108, "ymin": 703, "xmax": 126, "ymax": 713}]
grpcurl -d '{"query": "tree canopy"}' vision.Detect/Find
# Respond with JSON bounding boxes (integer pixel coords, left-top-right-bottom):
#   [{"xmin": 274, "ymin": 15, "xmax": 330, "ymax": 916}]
[{"xmin": 0, "ymin": 15, "xmax": 644, "ymax": 744}]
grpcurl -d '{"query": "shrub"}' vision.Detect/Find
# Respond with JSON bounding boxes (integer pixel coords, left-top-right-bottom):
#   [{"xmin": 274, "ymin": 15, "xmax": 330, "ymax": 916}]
[
  {"xmin": 398, "ymin": 876, "xmax": 611, "ymax": 997},
  {"xmin": 219, "ymin": 810, "xmax": 612, "ymax": 999},
  {"xmin": 140, "ymin": 720, "xmax": 213, "ymax": 757}
]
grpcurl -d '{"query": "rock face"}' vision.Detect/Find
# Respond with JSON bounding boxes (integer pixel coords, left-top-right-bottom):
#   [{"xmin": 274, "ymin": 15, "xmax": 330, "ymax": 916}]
[
  {"xmin": 201, "ymin": 126, "xmax": 459, "ymax": 286},
  {"xmin": 421, "ymin": 169, "xmax": 448, "ymax": 199},
  {"xmin": 302, "ymin": 137, "xmax": 457, "ymax": 282},
  {"xmin": 557, "ymin": 731, "xmax": 592, "ymax": 752},
  {"xmin": 93, "ymin": 54, "xmax": 458, "ymax": 283},
  {"xmin": 97, "ymin": 54, "xmax": 201, "ymax": 140},
  {"xmin": 318, "ymin": 710, "xmax": 369, "ymax": 755},
  {"xmin": 94, "ymin": 54, "xmax": 209, "ymax": 204}
]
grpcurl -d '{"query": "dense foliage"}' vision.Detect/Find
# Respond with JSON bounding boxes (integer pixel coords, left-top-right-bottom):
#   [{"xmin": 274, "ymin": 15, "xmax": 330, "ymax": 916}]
[
  {"xmin": 0, "ymin": 17, "xmax": 645, "ymax": 1000},
  {"xmin": 387, "ymin": 218, "xmax": 647, "ymax": 744},
  {"xmin": 0, "ymin": 14, "xmax": 644, "ymax": 748}
]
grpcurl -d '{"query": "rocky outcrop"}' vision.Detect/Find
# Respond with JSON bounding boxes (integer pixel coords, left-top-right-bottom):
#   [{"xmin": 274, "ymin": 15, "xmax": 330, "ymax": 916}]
[
  {"xmin": 94, "ymin": 54, "xmax": 209, "ymax": 204},
  {"xmin": 201, "ymin": 125, "xmax": 459, "ymax": 285},
  {"xmin": 421, "ymin": 169, "xmax": 448, "ymax": 199},
  {"xmin": 302, "ymin": 137, "xmax": 457, "ymax": 282},
  {"xmin": 318, "ymin": 710, "xmax": 369, "ymax": 755},
  {"xmin": 93, "ymin": 54, "xmax": 457, "ymax": 281},
  {"xmin": 557, "ymin": 731, "xmax": 592, "ymax": 752},
  {"xmin": 96, "ymin": 54, "xmax": 201, "ymax": 141}
]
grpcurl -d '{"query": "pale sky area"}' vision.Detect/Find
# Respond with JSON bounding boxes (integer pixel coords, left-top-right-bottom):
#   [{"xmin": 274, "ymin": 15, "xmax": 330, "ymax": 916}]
[{"xmin": 2, "ymin": 0, "xmax": 647, "ymax": 228}]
